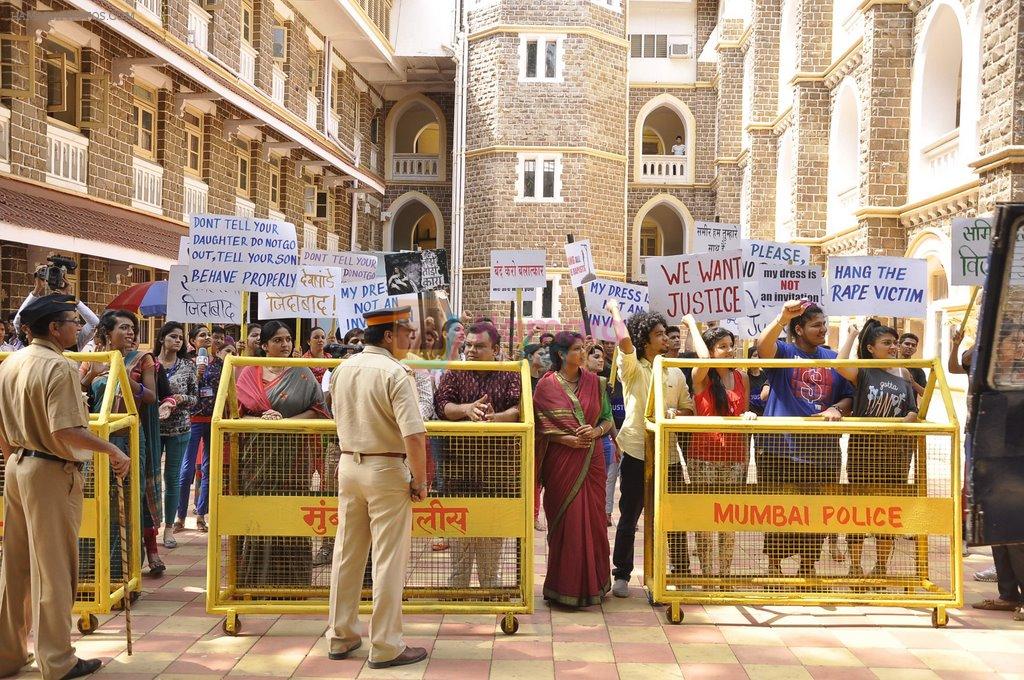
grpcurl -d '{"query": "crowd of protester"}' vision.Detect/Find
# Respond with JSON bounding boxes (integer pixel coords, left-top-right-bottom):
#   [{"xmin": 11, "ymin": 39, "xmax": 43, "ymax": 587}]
[{"xmin": 3, "ymin": 273, "xmax": 1022, "ymax": 621}]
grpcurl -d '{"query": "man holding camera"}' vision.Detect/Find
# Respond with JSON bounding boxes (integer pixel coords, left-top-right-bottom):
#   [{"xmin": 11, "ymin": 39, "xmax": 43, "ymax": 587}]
[
  {"xmin": 0, "ymin": 294, "xmax": 131, "ymax": 679},
  {"xmin": 14, "ymin": 260, "xmax": 98, "ymax": 351}
]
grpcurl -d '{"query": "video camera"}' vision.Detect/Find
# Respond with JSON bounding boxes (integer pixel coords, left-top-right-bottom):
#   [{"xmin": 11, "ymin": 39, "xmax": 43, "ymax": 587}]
[
  {"xmin": 36, "ymin": 255, "xmax": 78, "ymax": 291},
  {"xmin": 323, "ymin": 343, "xmax": 362, "ymax": 359}
]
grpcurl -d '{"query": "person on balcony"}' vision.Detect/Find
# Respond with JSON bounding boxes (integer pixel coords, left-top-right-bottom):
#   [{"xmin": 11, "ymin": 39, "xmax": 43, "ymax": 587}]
[{"xmin": 670, "ymin": 134, "xmax": 686, "ymax": 156}]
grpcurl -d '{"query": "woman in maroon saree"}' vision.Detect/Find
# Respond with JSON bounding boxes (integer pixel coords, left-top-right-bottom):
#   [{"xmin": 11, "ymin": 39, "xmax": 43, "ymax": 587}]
[{"xmin": 534, "ymin": 331, "xmax": 613, "ymax": 607}]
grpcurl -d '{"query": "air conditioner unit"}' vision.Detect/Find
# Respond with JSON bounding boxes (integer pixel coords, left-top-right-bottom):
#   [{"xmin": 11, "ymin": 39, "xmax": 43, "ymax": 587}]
[{"xmin": 669, "ymin": 42, "xmax": 692, "ymax": 58}]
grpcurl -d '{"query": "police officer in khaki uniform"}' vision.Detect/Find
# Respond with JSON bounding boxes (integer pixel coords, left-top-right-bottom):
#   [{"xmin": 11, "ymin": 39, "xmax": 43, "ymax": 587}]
[
  {"xmin": 0, "ymin": 295, "xmax": 131, "ymax": 680},
  {"xmin": 326, "ymin": 307, "xmax": 429, "ymax": 669}
]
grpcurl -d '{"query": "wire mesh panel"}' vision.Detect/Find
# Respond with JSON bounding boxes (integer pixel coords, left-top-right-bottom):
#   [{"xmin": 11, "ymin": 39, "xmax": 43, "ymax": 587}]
[
  {"xmin": 0, "ymin": 352, "xmax": 141, "ymax": 633},
  {"xmin": 208, "ymin": 356, "xmax": 534, "ymax": 634},
  {"xmin": 648, "ymin": 356, "xmax": 962, "ymax": 626}
]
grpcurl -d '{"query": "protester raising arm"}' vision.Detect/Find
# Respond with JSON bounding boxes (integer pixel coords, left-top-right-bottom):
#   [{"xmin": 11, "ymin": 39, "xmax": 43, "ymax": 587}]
[
  {"xmin": 755, "ymin": 298, "xmax": 807, "ymax": 360},
  {"xmin": 948, "ymin": 328, "xmax": 972, "ymax": 375},
  {"xmin": 681, "ymin": 314, "xmax": 711, "ymax": 388},
  {"xmin": 15, "ymin": 270, "xmax": 100, "ymax": 350},
  {"xmin": 836, "ymin": 323, "xmax": 861, "ymax": 384},
  {"xmin": 605, "ymin": 299, "xmax": 634, "ymax": 356}
]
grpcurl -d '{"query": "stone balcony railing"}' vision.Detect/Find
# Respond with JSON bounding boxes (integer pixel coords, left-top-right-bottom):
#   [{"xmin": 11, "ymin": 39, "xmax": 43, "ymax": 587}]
[
  {"xmin": 271, "ymin": 66, "xmax": 286, "ymax": 107},
  {"xmin": 393, "ymin": 153, "xmax": 439, "ymax": 181},
  {"xmin": 186, "ymin": 3, "xmax": 210, "ymax": 54},
  {"xmin": 328, "ymin": 110, "xmax": 340, "ymax": 140},
  {"xmin": 306, "ymin": 94, "xmax": 319, "ymax": 129},
  {"xmin": 639, "ymin": 154, "xmax": 690, "ymax": 184},
  {"xmin": 183, "ymin": 175, "xmax": 209, "ymax": 223},
  {"xmin": 135, "ymin": 0, "xmax": 162, "ymax": 25},
  {"xmin": 46, "ymin": 124, "xmax": 89, "ymax": 193},
  {"xmin": 239, "ymin": 42, "xmax": 257, "ymax": 86},
  {"xmin": 132, "ymin": 155, "xmax": 164, "ymax": 214},
  {"xmin": 235, "ymin": 196, "xmax": 256, "ymax": 218},
  {"xmin": 922, "ymin": 128, "xmax": 961, "ymax": 188}
]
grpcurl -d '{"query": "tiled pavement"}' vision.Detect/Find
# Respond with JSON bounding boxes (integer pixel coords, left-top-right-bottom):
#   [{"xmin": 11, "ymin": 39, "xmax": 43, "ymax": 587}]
[{"xmin": 17, "ymin": 520, "xmax": 1024, "ymax": 680}]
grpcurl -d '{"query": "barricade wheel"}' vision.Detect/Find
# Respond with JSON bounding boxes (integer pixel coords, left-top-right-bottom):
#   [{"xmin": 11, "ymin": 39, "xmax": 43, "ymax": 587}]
[
  {"xmin": 500, "ymin": 614, "xmax": 519, "ymax": 635},
  {"xmin": 77, "ymin": 614, "xmax": 99, "ymax": 635},
  {"xmin": 222, "ymin": 615, "xmax": 241, "ymax": 636},
  {"xmin": 666, "ymin": 606, "xmax": 684, "ymax": 625},
  {"xmin": 931, "ymin": 608, "xmax": 948, "ymax": 628}
]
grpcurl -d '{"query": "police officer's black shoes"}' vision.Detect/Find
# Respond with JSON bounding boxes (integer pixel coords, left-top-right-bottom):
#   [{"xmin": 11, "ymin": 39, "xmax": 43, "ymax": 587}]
[
  {"xmin": 367, "ymin": 646, "xmax": 428, "ymax": 669},
  {"xmin": 60, "ymin": 658, "xmax": 102, "ymax": 679},
  {"xmin": 327, "ymin": 639, "xmax": 362, "ymax": 660}
]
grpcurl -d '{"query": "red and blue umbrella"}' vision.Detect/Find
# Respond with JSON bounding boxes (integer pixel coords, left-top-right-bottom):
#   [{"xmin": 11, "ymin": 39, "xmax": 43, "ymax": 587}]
[{"xmin": 106, "ymin": 280, "xmax": 168, "ymax": 317}]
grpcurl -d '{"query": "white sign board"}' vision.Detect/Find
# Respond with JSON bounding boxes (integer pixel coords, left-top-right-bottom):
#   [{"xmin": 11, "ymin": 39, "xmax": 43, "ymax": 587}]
[
  {"xmin": 694, "ymin": 221, "xmax": 740, "ymax": 254},
  {"xmin": 489, "ymin": 250, "xmax": 546, "ymax": 301},
  {"xmin": 166, "ymin": 265, "xmax": 241, "ymax": 324},
  {"xmin": 583, "ymin": 279, "xmax": 649, "ymax": 342},
  {"xmin": 299, "ymin": 249, "xmax": 379, "ymax": 282},
  {"xmin": 335, "ymin": 279, "xmax": 404, "ymax": 332},
  {"xmin": 753, "ymin": 263, "xmax": 824, "ymax": 315},
  {"xmin": 186, "ymin": 215, "xmax": 299, "ymax": 293},
  {"xmin": 256, "ymin": 267, "xmax": 344, "ymax": 319},
  {"xmin": 827, "ymin": 256, "xmax": 927, "ymax": 318},
  {"xmin": 647, "ymin": 250, "xmax": 745, "ymax": 323},
  {"xmin": 741, "ymin": 239, "xmax": 811, "ymax": 277},
  {"xmin": 177, "ymin": 236, "xmax": 189, "ymax": 265},
  {"xmin": 564, "ymin": 240, "xmax": 597, "ymax": 288},
  {"xmin": 737, "ymin": 283, "xmax": 767, "ymax": 339}
]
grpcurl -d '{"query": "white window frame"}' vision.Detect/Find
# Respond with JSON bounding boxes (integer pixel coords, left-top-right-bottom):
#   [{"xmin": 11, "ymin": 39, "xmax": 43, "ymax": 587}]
[
  {"xmin": 518, "ymin": 34, "xmax": 565, "ymax": 83},
  {"xmin": 515, "ymin": 152, "xmax": 563, "ymax": 203},
  {"xmin": 590, "ymin": 0, "xmax": 622, "ymax": 12},
  {"xmin": 302, "ymin": 222, "xmax": 318, "ymax": 251},
  {"xmin": 522, "ymin": 275, "xmax": 562, "ymax": 322},
  {"xmin": 629, "ymin": 34, "xmax": 669, "ymax": 59}
]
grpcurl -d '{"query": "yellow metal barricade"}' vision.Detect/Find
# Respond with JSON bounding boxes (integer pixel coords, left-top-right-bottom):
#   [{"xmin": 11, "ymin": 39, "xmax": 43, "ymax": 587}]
[
  {"xmin": 646, "ymin": 357, "xmax": 962, "ymax": 627},
  {"xmin": 208, "ymin": 355, "xmax": 534, "ymax": 635},
  {"xmin": 0, "ymin": 351, "xmax": 142, "ymax": 634}
]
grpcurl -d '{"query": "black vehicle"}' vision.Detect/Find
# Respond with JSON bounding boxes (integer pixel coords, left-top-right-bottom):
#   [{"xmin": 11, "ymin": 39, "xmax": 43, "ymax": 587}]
[{"xmin": 967, "ymin": 203, "xmax": 1024, "ymax": 545}]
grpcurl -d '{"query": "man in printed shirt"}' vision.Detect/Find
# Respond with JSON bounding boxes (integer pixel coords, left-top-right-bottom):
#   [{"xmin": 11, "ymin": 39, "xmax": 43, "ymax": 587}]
[
  {"xmin": 606, "ymin": 302, "xmax": 694, "ymax": 598},
  {"xmin": 435, "ymin": 321, "xmax": 521, "ymax": 588}
]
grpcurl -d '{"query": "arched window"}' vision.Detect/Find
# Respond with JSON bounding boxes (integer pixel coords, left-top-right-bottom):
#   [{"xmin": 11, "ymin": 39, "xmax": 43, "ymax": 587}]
[
  {"xmin": 385, "ymin": 94, "xmax": 446, "ymax": 182},
  {"xmin": 385, "ymin": 191, "xmax": 444, "ymax": 251},
  {"xmin": 778, "ymin": 0, "xmax": 797, "ymax": 112},
  {"xmin": 910, "ymin": 1, "xmax": 967, "ymax": 198},
  {"xmin": 774, "ymin": 128, "xmax": 794, "ymax": 242},
  {"xmin": 630, "ymin": 195, "xmax": 694, "ymax": 279},
  {"xmin": 633, "ymin": 95, "xmax": 696, "ymax": 184},
  {"xmin": 827, "ymin": 79, "xmax": 860, "ymax": 234}
]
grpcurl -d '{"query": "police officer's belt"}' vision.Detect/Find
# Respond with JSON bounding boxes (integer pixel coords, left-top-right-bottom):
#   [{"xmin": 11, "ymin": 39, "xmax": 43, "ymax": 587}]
[
  {"xmin": 340, "ymin": 451, "xmax": 406, "ymax": 459},
  {"xmin": 20, "ymin": 449, "xmax": 84, "ymax": 471}
]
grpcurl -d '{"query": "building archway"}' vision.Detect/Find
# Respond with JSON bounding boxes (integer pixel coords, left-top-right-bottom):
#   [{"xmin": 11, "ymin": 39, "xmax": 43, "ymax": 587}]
[
  {"xmin": 909, "ymin": 0, "xmax": 968, "ymax": 198},
  {"xmin": 633, "ymin": 94, "xmax": 697, "ymax": 184},
  {"xmin": 384, "ymin": 191, "xmax": 445, "ymax": 251},
  {"xmin": 827, "ymin": 78, "xmax": 861, "ymax": 234},
  {"xmin": 385, "ymin": 94, "xmax": 447, "ymax": 182},
  {"xmin": 630, "ymin": 194, "xmax": 695, "ymax": 280},
  {"xmin": 905, "ymin": 228, "xmax": 953, "ymax": 364}
]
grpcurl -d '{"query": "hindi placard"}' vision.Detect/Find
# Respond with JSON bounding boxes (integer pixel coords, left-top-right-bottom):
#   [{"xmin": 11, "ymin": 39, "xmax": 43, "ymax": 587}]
[
  {"xmin": 166, "ymin": 265, "xmax": 241, "ymax": 324},
  {"xmin": 489, "ymin": 250, "xmax": 547, "ymax": 300},
  {"xmin": 256, "ymin": 266, "xmax": 344, "ymax": 319},
  {"xmin": 694, "ymin": 221, "xmax": 741, "ymax": 254}
]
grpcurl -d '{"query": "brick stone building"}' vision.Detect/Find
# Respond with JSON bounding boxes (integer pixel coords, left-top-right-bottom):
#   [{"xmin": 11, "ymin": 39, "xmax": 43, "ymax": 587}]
[{"xmin": 1, "ymin": 0, "xmax": 1023, "ymax": 370}]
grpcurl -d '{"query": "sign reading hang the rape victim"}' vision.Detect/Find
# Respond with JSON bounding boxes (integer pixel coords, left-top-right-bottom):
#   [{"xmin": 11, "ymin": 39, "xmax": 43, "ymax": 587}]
[
  {"xmin": 583, "ymin": 279, "xmax": 650, "ymax": 342},
  {"xmin": 166, "ymin": 265, "xmax": 241, "ymax": 324},
  {"xmin": 646, "ymin": 250, "xmax": 744, "ymax": 323},
  {"xmin": 256, "ymin": 267, "xmax": 344, "ymax": 319},
  {"xmin": 186, "ymin": 215, "xmax": 298, "ymax": 293},
  {"xmin": 827, "ymin": 256, "xmax": 927, "ymax": 318}
]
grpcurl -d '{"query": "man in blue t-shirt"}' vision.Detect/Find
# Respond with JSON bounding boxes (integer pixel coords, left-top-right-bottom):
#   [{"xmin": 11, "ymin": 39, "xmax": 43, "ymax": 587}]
[{"xmin": 756, "ymin": 300, "xmax": 854, "ymax": 577}]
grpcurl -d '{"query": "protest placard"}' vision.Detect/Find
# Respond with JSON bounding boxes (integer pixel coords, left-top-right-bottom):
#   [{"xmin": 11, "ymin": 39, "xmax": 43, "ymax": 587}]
[
  {"xmin": 418, "ymin": 249, "xmax": 449, "ymax": 291},
  {"xmin": 827, "ymin": 256, "xmax": 927, "ymax": 318},
  {"xmin": 382, "ymin": 250, "xmax": 450, "ymax": 295},
  {"xmin": 583, "ymin": 279, "xmax": 649, "ymax": 342},
  {"xmin": 647, "ymin": 250, "xmax": 744, "ymax": 322},
  {"xmin": 565, "ymin": 240, "xmax": 597, "ymax": 288},
  {"xmin": 299, "ymin": 249, "xmax": 379, "ymax": 282},
  {"xmin": 741, "ymin": 239, "xmax": 811, "ymax": 277},
  {"xmin": 166, "ymin": 265, "xmax": 241, "ymax": 324},
  {"xmin": 337, "ymin": 296, "xmax": 402, "ymax": 332},
  {"xmin": 177, "ymin": 236, "xmax": 190, "ymax": 265},
  {"xmin": 753, "ymin": 263, "xmax": 824, "ymax": 314},
  {"xmin": 694, "ymin": 221, "xmax": 740, "ymax": 254},
  {"xmin": 186, "ymin": 215, "xmax": 298, "ymax": 293},
  {"xmin": 490, "ymin": 250, "xmax": 546, "ymax": 301},
  {"xmin": 256, "ymin": 267, "xmax": 344, "ymax": 319},
  {"xmin": 951, "ymin": 216, "xmax": 992, "ymax": 286}
]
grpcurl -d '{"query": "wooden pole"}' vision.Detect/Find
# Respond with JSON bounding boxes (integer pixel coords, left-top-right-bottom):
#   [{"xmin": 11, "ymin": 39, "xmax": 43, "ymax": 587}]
[
  {"xmin": 959, "ymin": 286, "xmax": 980, "ymax": 336},
  {"xmin": 508, "ymin": 300, "xmax": 515, "ymax": 358},
  {"xmin": 566, "ymin": 234, "xmax": 593, "ymax": 336},
  {"xmin": 116, "ymin": 478, "xmax": 132, "ymax": 655}
]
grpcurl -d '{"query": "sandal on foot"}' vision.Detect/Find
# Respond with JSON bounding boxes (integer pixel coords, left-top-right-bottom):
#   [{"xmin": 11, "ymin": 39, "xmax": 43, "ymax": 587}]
[
  {"xmin": 172, "ymin": 520, "xmax": 185, "ymax": 533},
  {"xmin": 196, "ymin": 517, "xmax": 208, "ymax": 533},
  {"xmin": 162, "ymin": 528, "xmax": 177, "ymax": 549},
  {"xmin": 146, "ymin": 554, "xmax": 166, "ymax": 577},
  {"xmin": 432, "ymin": 540, "xmax": 449, "ymax": 552}
]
